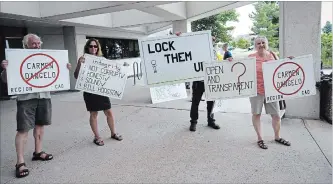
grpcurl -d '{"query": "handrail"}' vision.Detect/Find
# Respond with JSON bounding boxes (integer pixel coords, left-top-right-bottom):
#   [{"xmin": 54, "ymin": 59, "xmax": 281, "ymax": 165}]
[{"xmin": 133, "ymin": 61, "xmax": 143, "ymax": 85}]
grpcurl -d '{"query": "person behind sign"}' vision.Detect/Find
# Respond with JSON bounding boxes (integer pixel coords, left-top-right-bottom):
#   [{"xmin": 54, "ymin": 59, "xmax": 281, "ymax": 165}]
[
  {"xmin": 246, "ymin": 36, "xmax": 293, "ymax": 149},
  {"xmin": 175, "ymin": 32, "xmax": 232, "ymax": 132},
  {"xmin": 222, "ymin": 43, "xmax": 233, "ymax": 60},
  {"xmin": 74, "ymin": 38, "xmax": 123, "ymax": 146},
  {"xmin": 0, "ymin": 33, "xmax": 72, "ymax": 178}
]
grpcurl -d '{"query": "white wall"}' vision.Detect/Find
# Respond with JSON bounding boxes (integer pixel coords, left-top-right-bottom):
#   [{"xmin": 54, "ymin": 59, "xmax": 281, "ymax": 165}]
[
  {"xmin": 148, "ymin": 28, "xmax": 172, "ymax": 37},
  {"xmin": 27, "ymin": 27, "xmax": 65, "ymax": 50},
  {"xmin": 0, "ymin": 1, "xmax": 40, "ymax": 17}
]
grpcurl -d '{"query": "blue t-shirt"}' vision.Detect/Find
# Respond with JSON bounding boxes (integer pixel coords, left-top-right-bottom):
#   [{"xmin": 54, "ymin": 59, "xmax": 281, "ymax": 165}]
[{"xmin": 223, "ymin": 51, "xmax": 232, "ymax": 60}]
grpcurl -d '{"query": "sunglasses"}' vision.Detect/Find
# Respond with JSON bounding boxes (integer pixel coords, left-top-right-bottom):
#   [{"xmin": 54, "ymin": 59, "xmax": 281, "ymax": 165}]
[{"xmin": 89, "ymin": 45, "xmax": 98, "ymax": 48}]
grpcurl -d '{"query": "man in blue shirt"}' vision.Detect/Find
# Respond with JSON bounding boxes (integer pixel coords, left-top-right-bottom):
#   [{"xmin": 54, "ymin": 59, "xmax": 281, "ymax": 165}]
[{"xmin": 223, "ymin": 43, "xmax": 233, "ymax": 60}]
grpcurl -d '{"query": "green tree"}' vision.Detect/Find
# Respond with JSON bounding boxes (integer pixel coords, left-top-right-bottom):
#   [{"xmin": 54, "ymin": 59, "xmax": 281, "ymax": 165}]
[
  {"xmin": 230, "ymin": 40, "xmax": 237, "ymax": 48},
  {"xmin": 321, "ymin": 33, "xmax": 332, "ymax": 68},
  {"xmin": 322, "ymin": 21, "xmax": 332, "ymax": 34},
  {"xmin": 237, "ymin": 38, "xmax": 250, "ymax": 49},
  {"xmin": 191, "ymin": 10, "xmax": 239, "ymax": 43},
  {"xmin": 249, "ymin": 1, "xmax": 279, "ymax": 49}
]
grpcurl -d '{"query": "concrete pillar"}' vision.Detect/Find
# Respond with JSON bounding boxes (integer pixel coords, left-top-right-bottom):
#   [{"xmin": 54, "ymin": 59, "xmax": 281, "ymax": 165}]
[
  {"xmin": 172, "ymin": 20, "xmax": 192, "ymax": 33},
  {"xmin": 63, "ymin": 26, "xmax": 79, "ymax": 90},
  {"xmin": 279, "ymin": 2, "xmax": 322, "ymax": 119}
]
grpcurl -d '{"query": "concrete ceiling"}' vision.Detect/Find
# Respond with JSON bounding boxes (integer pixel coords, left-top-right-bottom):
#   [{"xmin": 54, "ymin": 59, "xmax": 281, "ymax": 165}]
[{"xmin": 0, "ymin": 1, "xmax": 252, "ymax": 35}]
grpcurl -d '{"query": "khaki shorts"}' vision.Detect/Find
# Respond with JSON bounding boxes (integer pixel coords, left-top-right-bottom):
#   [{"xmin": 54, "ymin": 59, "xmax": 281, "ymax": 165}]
[
  {"xmin": 16, "ymin": 99, "xmax": 52, "ymax": 132},
  {"xmin": 249, "ymin": 95, "xmax": 279, "ymax": 115}
]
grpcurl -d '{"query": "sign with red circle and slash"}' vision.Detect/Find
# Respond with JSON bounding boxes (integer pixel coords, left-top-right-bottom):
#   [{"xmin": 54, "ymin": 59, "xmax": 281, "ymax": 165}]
[
  {"xmin": 263, "ymin": 54, "xmax": 316, "ymax": 103},
  {"xmin": 273, "ymin": 61, "xmax": 305, "ymax": 96},
  {"xmin": 5, "ymin": 49, "xmax": 70, "ymax": 95},
  {"xmin": 20, "ymin": 53, "xmax": 60, "ymax": 88}
]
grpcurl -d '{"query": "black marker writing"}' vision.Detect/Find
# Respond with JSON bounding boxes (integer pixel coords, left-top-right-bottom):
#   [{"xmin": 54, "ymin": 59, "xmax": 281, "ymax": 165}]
[{"xmin": 148, "ymin": 41, "xmax": 176, "ymax": 53}]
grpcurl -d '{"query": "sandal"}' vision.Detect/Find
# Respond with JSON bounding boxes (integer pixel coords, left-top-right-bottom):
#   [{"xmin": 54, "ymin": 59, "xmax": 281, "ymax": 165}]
[
  {"xmin": 111, "ymin": 133, "xmax": 123, "ymax": 141},
  {"xmin": 257, "ymin": 140, "xmax": 268, "ymax": 149},
  {"xmin": 93, "ymin": 137, "xmax": 105, "ymax": 146},
  {"xmin": 15, "ymin": 163, "xmax": 29, "ymax": 178},
  {"xmin": 275, "ymin": 138, "xmax": 291, "ymax": 146},
  {"xmin": 32, "ymin": 151, "xmax": 53, "ymax": 161}
]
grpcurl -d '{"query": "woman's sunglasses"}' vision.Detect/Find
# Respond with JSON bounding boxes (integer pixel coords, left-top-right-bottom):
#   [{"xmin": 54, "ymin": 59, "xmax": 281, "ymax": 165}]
[{"xmin": 89, "ymin": 45, "xmax": 98, "ymax": 48}]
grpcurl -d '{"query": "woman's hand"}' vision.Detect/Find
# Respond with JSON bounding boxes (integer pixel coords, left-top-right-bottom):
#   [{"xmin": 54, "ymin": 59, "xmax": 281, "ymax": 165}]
[
  {"xmin": 79, "ymin": 56, "xmax": 85, "ymax": 63},
  {"xmin": 66, "ymin": 63, "xmax": 72, "ymax": 70}
]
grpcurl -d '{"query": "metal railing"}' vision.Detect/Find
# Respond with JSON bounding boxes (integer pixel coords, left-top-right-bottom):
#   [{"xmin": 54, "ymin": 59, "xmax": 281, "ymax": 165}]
[{"xmin": 127, "ymin": 61, "xmax": 143, "ymax": 86}]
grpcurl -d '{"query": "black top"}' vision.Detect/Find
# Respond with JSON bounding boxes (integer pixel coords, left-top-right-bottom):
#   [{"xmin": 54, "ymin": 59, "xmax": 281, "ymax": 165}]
[{"xmin": 223, "ymin": 51, "xmax": 232, "ymax": 60}]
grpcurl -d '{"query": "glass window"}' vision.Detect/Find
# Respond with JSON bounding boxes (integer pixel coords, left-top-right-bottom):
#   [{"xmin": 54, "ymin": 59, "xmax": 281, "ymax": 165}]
[{"xmin": 87, "ymin": 36, "xmax": 140, "ymax": 60}]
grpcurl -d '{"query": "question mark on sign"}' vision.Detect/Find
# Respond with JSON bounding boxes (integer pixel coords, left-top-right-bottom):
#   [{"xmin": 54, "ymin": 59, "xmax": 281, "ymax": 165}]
[{"xmin": 231, "ymin": 62, "xmax": 246, "ymax": 95}]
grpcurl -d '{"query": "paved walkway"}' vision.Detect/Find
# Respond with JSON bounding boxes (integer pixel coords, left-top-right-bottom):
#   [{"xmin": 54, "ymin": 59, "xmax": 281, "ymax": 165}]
[{"xmin": 0, "ymin": 83, "xmax": 332, "ymax": 183}]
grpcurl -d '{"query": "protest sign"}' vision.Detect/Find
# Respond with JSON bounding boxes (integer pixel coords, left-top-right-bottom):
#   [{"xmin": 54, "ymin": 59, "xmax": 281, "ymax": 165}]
[
  {"xmin": 262, "ymin": 54, "xmax": 316, "ymax": 103},
  {"xmin": 5, "ymin": 49, "xmax": 70, "ymax": 95},
  {"xmin": 203, "ymin": 58, "xmax": 257, "ymax": 101},
  {"xmin": 149, "ymin": 83, "xmax": 187, "ymax": 104},
  {"xmin": 138, "ymin": 30, "xmax": 214, "ymax": 86},
  {"xmin": 75, "ymin": 54, "xmax": 128, "ymax": 99}
]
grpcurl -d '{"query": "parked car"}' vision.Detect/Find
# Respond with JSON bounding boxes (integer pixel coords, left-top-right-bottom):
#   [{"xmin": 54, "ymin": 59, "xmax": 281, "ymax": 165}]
[{"xmin": 248, "ymin": 45, "xmax": 254, "ymax": 51}]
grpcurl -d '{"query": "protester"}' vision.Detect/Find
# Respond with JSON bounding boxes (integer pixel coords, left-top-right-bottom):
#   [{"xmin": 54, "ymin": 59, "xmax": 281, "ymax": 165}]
[
  {"xmin": 74, "ymin": 38, "xmax": 123, "ymax": 146},
  {"xmin": 0, "ymin": 33, "xmax": 71, "ymax": 178},
  {"xmin": 222, "ymin": 43, "xmax": 233, "ymax": 60},
  {"xmin": 246, "ymin": 36, "xmax": 293, "ymax": 149},
  {"xmin": 175, "ymin": 32, "xmax": 232, "ymax": 132}
]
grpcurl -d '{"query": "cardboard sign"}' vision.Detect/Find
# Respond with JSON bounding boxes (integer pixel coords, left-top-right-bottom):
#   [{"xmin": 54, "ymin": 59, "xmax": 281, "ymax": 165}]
[
  {"xmin": 112, "ymin": 58, "xmax": 140, "ymax": 77},
  {"xmin": 138, "ymin": 30, "xmax": 214, "ymax": 86},
  {"xmin": 150, "ymin": 83, "xmax": 188, "ymax": 104},
  {"xmin": 5, "ymin": 49, "xmax": 70, "ymax": 95},
  {"xmin": 262, "ymin": 54, "xmax": 316, "ymax": 103},
  {"xmin": 75, "ymin": 54, "xmax": 128, "ymax": 99},
  {"xmin": 203, "ymin": 58, "xmax": 257, "ymax": 101}
]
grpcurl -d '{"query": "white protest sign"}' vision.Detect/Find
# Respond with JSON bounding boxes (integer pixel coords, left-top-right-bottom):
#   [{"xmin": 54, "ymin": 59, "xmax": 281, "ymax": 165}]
[
  {"xmin": 262, "ymin": 54, "xmax": 316, "ymax": 103},
  {"xmin": 203, "ymin": 58, "xmax": 257, "ymax": 101},
  {"xmin": 149, "ymin": 83, "xmax": 188, "ymax": 104},
  {"xmin": 75, "ymin": 54, "xmax": 128, "ymax": 99},
  {"xmin": 5, "ymin": 49, "xmax": 70, "ymax": 95},
  {"xmin": 138, "ymin": 30, "xmax": 214, "ymax": 86}
]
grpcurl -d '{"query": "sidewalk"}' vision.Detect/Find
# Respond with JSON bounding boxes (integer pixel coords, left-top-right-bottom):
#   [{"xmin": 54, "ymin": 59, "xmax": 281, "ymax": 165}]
[{"xmin": 0, "ymin": 83, "xmax": 332, "ymax": 183}]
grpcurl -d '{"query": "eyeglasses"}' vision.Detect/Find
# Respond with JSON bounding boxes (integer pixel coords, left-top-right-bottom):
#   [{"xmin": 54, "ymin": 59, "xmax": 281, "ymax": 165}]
[{"xmin": 89, "ymin": 45, "xmax": 98, "ymax": 48}]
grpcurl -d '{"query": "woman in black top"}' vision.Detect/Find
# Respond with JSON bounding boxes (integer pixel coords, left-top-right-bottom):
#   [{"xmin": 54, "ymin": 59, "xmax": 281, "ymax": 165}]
[{"xmin": 74, "ymin": 38, "xmax": 122, "ymax": 146}]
